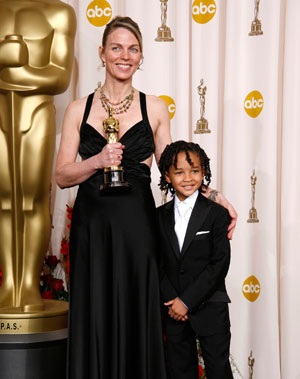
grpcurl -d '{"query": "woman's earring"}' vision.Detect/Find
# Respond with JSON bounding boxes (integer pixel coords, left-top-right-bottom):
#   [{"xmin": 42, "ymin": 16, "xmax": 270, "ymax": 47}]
[
  {"xmin": 102, "ymin": 61, "xmax": 106, "ymax": 67},
  {"xmin": 138, "ymin": 57, "xmax": 144, "ymax": 70}
]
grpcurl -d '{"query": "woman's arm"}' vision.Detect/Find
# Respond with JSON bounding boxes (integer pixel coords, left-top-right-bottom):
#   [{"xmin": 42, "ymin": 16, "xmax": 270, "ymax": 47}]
[
  {"xmin": 204, "ymin": 188, "xmax": 238, "ymax": 240},
  {"xmin": 148, "ymin": 96, "xmax": 172, "ymax": 164},
  {"xmin": 55, "ymin": 100, "xmax": 124, "ymax": 188}
]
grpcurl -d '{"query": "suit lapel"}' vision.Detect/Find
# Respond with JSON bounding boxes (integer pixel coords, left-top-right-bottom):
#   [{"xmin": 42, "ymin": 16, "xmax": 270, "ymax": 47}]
[
  {"xmin": 180, "ymin": 193, "xmax": 212, "ymax": 257},
  {"xmin": 162, "ymin": 199, "xmax": 181, "ymax": 259}
]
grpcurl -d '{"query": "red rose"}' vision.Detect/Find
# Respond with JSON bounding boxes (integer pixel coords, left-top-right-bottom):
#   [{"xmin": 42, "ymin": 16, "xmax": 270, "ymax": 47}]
[
  {"xmin": 45, "ymin": 255, "xmax": 59, "ymax": 269},
  {"xmin": 51, "ymin": 278, "xmax": 64, "ymax": 292},
  {"xmin": 42, "ymin": 290, "xmax": 54, "ymax": 299},
  {"xmin": 60, "ymin": 238, "xmax": 69, "ymax": 256}
]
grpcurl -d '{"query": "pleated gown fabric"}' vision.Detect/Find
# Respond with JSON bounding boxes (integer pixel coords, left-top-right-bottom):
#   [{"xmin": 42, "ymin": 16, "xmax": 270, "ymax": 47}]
[{"xmin": 67, "ymin": 92, "xmax": 167, "ymax": 379}]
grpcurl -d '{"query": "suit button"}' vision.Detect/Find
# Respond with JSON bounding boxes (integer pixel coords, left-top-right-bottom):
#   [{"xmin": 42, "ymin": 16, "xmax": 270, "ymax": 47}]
[{"xmin": 180, "ymin": 270, "xmax": 184, "ymax": 275}]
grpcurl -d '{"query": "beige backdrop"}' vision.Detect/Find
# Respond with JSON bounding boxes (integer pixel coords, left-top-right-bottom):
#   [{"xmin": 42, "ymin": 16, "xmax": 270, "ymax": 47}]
[{"xmin": 52, "ymin": 1, "xmax": 300, "ymax": 378}]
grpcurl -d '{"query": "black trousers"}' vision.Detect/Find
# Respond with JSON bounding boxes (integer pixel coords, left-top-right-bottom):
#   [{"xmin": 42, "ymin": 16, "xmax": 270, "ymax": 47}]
[{"xmin": 165, "ymin": 321, "xmax": 233, "ymax": 379}]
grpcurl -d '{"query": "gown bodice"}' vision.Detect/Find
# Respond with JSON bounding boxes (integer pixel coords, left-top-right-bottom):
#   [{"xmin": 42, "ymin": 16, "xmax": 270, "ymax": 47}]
[{"xmin": 78, "ymin": 91, "xmax": 155, "ymax": 185}]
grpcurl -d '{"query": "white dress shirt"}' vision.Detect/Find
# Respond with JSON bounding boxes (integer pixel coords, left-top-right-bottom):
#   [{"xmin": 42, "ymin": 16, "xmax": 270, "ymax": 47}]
[{"xmin": 174, "ymin": 190, "xmax": 198, "ymax": 251}]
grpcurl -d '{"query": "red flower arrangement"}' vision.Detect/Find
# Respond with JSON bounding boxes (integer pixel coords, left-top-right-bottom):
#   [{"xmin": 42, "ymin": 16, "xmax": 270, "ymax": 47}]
[
  {"xmin": 45, "ymin": 255, "xmax": 60, "ymax": 269},
  {"xmin": 199, "ymin": 364, "xmax": 206, "ymax": 379},
  {"xmin": 60, "ymin": 206, "xmax": 72, "ymax": 280},
  {"xmin": 40, "ymin": 204, "xmax": 72, "ymax": 301},
  {"xmin": 40, "ymin": 254, "xmax": 68, "ymax": 301},
  {"xmin": 197, "ymin": 339, "xmax": 207, "ymax": 379}
]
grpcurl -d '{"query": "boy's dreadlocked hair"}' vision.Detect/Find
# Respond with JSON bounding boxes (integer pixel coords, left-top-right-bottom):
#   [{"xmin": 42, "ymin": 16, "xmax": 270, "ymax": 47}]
[{"xmin": 158, "ymin": 140, "xmax": 211, "ymax": 196}]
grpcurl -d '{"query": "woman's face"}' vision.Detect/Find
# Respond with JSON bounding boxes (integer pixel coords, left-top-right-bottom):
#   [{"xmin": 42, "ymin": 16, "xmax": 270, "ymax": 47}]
[{"xmin": 100, "ymin": 27, "xmax": 142, "ymax": 82}]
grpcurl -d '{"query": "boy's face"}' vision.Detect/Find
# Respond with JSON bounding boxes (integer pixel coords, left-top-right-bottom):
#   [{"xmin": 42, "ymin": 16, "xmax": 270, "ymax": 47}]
[{"xmin": 165, "ymin": 151, "xmax": 204, "ymax": 201}]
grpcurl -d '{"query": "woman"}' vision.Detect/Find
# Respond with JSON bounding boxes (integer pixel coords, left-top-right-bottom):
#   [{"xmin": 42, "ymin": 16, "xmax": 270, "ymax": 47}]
[{"xmin": 55, "ymin": 16, "xmax": 237, "ymax": 379}]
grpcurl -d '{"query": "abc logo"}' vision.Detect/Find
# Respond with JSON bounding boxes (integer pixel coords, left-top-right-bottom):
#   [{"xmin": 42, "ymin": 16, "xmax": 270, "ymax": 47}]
[
  {"xmin": 159, "ymin": 95, "xmax": 176, "ymax": 120},
  {"xmin": 86, "ymin": 0, "xmax": 112, "ymax": 27},
  {"xmin": 192, "ymin": 0, "xmax": 216, "ymax": 24},
  {"xmin": 244, "ymin": 90, "xmax": 264, "ymax": 118},
  {"xmin": 242, "ymin": 276, "xmax": 261, "ymax": 302}
]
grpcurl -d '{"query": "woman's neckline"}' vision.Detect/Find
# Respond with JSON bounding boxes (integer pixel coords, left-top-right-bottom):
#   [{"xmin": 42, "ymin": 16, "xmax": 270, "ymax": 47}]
[
  {"xmin": 85, "ymin": 91, "xmax": 144, "ymax": 140},
  {"xmin": 84, "ymin": 119, "xmax": 144, "ymax": 142}
]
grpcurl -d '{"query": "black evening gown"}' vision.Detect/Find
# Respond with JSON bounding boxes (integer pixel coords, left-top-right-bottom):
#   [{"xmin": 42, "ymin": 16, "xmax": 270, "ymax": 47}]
[{"xmin": 68, "ymin": 92, "xmax": 167, "ymax": 379}]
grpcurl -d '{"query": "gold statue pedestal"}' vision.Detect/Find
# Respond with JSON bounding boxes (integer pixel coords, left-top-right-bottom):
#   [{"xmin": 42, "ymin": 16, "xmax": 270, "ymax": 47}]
[
  {"xmin": 0, "ymin": 300, "xmax": 68, "ymax": 378},
  {"xmin": 100, "ymin": 166, "xmax": 131, "ymax": 192},
  {"xmin": 194, "ymin": 118, "xmax": 211, "ymax": 134},
  {"xmin": 155, "ymin": 26, "xmax": 174, "ymax": 41},
  {"xmin": 249, "ymin": 20, "xmax": 263, "ymax": 36},
  {"xmin": 247, "ymin": 208, "xmax": 259, "ymax": 223},
  {"xmin": 0, "ymin": 299, "xmax": 68, "ymax": 334}
]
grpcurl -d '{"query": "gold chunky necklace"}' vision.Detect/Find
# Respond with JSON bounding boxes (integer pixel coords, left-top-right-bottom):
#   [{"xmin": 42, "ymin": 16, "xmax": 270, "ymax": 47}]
[{"xmin": 99, "ymin": 86, "xmax": 134, "ymax": 115}]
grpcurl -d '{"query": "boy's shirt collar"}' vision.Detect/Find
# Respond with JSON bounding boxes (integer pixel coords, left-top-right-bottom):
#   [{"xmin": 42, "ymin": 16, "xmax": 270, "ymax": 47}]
[{"xmin": 174, "ymin": 190, "xmax": 199, "ymax": 211}]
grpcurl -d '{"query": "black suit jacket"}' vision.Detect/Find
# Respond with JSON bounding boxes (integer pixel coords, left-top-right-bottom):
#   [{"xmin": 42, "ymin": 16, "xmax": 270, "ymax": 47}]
[{"xmin": 157, "ymin": 192, "xmax": 231, "ymax": 336}]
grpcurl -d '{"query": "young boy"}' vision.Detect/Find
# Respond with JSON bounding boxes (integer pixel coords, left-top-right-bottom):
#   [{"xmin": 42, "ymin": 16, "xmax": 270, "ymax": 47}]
[{"xmin": 157, "ymin": 141, "xmax": 233, "ymax": 379}]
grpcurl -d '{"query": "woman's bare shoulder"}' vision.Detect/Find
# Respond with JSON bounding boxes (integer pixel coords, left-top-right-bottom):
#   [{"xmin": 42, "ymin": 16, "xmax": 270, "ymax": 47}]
[
  {"xmin": 145, "ymin": 94, "xmax": 166, "ymax": 107},
  {"xmin": 65, "ymin": 95, "xmax": 89, "ymax": 114},
  {"xmin": 145, "ymin": 94, "xmax": 169, "ymax": 117},
  {"xmin": 63, "ymin": 95, "xmax": 92, "ymax": 126}
]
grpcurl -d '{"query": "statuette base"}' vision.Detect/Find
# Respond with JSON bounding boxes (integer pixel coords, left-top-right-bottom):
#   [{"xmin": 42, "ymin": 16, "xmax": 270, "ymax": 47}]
[
  {"xmin": 249, "ymin": 20, "xmax": 263, "ymax": 36},
  {"xmin": 247, "ymin": 208, "xmax": 259, "ymax": 223},
  {"xmin": 194, "ymin": 119, "xmax": 211, "ymax": 134},
  {"xmin": 0, "ymin": 299, "xmax": 68, "ymax": 334},
  {"xmin": 155, "ymin": 26, "xmax": 174, "ymax": 41},
  {"xmin": 100, "ymin": 168, "xmax": 131, "ymax": 192}
]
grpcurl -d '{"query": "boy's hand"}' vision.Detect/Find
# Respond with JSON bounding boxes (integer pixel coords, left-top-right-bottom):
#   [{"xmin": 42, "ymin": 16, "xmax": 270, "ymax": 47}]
[{"xmin": 164, "ymin": 298, "xmax": 188, "ymax": 321}]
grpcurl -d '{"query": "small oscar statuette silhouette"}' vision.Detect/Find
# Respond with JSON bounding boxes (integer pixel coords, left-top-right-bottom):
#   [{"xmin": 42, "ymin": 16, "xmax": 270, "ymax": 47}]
[
  {"xmin": 249, "ymin": 0, "xmax": 263, "ymax": 36},
  {"xmin": 194, "ymin": 79, "xmax": 211, "ymax": 134},
  {"xmin": 100, "ymin": 107, "xmax": 130, "ymax": 191},
  {"xmin": 247, "ymin": 170, "xmax": 259, "ymax": 223},
  {"xmin": 155, "ymin": 0, "xmax": 174, "ymax": 42},
  {"xmin": 248, "ymin": 350, "xmax": 255, "ymax": 379}
]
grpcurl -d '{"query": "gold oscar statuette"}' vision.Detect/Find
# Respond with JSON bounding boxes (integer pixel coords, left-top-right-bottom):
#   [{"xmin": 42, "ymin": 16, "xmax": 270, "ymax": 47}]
[
  {"xmin": 194, "ymin": 79, "xmax": 211, "ymax": 134},
  {"xmin": 248, "ymin": 350, "xmax": 255, "ymax": 379},
  {"xmin": 249, "ymin": 0, "xmax": 263, "ymax": 36},
  {"xmin": 0, "ymin": 0, "xmax": 76, "ymax": 334},
  {"xmin": 155, "ymin": 0, "xmax": 174, "ymax": 42},
  {"xmin": 247, "ymin": 170, "xmax": 259, "ymax": 223},
  {"xmin": 100, "ymin": 107, "xmax": 130, "ymax": 191}
]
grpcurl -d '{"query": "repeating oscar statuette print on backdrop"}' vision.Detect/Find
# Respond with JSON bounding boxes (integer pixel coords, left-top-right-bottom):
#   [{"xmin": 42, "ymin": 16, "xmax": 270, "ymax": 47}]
[
  {"xmin": 194, "ymin": 79, "xmax": 210, "ymax": 134},
  {"xmin": 249, "ymin": 0, "xmax": 263, "ymax": 36},
  {"xmin": 248, "ymin": 351, "xmax": 255, "ymax": 379},
  {"xmin": 155, "ymin": 0, "xmax": 174, "ymax": 42},
  {"xmin": 247, "ymin": 170, "xmax": 259, "ymax": 223}
]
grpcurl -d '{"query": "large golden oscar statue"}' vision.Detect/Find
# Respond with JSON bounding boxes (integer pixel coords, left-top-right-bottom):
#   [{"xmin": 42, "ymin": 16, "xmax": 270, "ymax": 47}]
[{"xmin": 0, "ymin": 0, "xmax": 76, "ymax": 334}]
